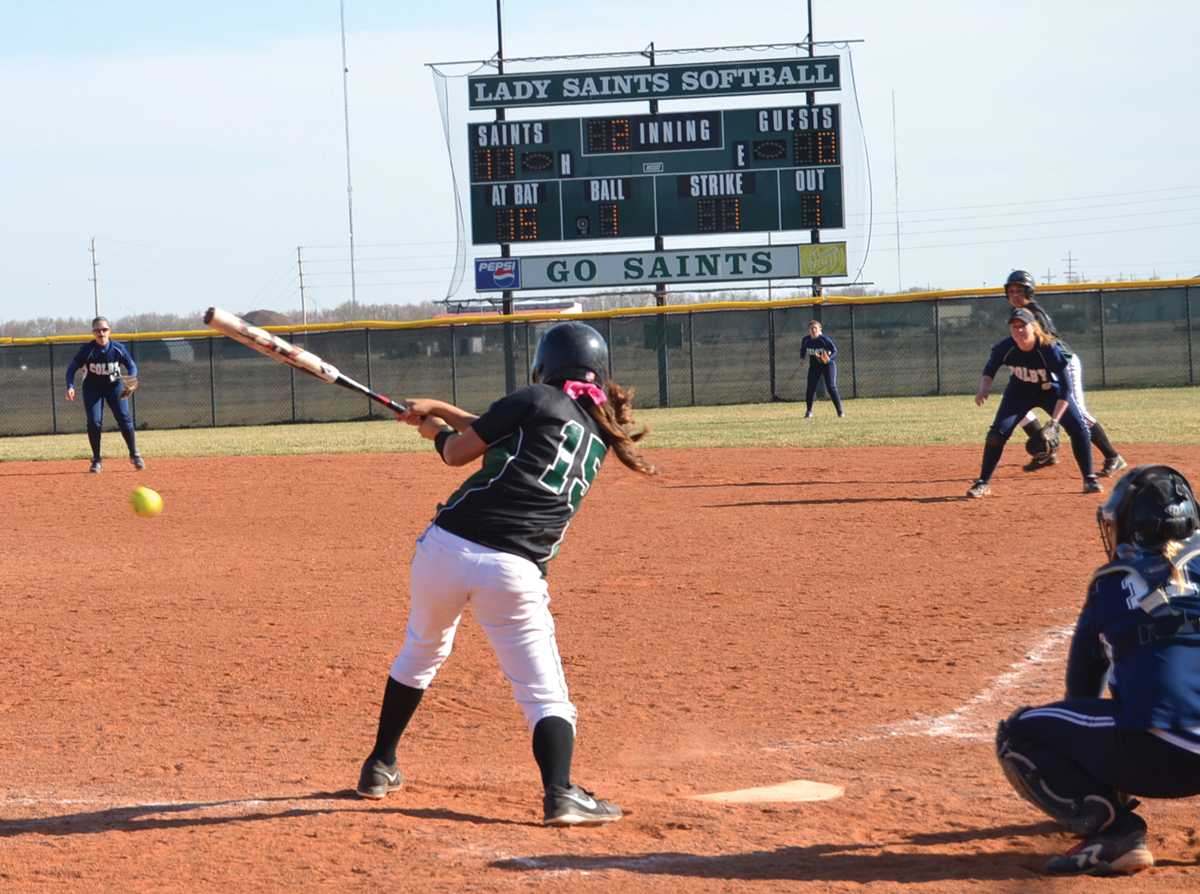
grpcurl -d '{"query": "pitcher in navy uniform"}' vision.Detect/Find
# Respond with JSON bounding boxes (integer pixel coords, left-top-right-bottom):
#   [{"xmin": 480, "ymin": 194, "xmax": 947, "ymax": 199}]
[
  {"xmin": 799, "ymin": 320, "xmax": 844, "ymax": 418},
  {"xmin": 355, "ymin": 321, "xmax": 656, "ymax": 826},
  {"xmin": 967, "ymin": 307, "xmax": 1098, "ymax": 498},
  {"xmin": 1003, "ymin": 270, "xmax": 1126, "ymax": 477},
  {"xmin": 64, "ymin": 317, "xmax": 144, "ymax": 473},
  {"xmin": 995, "ymin": 465, "xmax": 1200, "ymax": 875}
]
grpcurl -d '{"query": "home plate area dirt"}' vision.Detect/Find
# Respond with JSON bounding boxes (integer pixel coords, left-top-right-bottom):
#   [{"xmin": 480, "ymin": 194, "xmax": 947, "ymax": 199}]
[{"xmin": 3, "ymin": 445, "xmax": 1200, "ymax": 892}]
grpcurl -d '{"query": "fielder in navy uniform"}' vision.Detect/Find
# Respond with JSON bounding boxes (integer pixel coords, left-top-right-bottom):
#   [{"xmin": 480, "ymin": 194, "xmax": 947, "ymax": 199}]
[
  {"xmin": 799, "ymin": 320, "xmax": 844, "ymax": 418},
  {"xmin": 356, "ymin": 321, "xmax": 656, "ymax": 826},
  {"xmin": 967, "ymin": 307, "xmax": 1099, "ymax": 498},
  {"xmin": 1003, "ymin": 270, "xmax": 1126, "ymax": 477},
  {"xmin": 64, "ymin": 316, "xmax": 144, "ymax": 473},
  {"xmin": 996, "ymin": 465, "xmax": 1200, "ymax": 875}
]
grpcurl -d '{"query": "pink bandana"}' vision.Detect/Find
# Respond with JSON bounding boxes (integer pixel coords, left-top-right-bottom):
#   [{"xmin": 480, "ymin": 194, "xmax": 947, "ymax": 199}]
[{"xmin": 562, "ymin": 379, "xmax": 607, "ymax": 405}]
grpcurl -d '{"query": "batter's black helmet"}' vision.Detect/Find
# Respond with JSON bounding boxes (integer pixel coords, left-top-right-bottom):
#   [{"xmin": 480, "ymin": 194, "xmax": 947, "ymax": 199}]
[
  {"xmin": 531, "ymin": 321, "xmax": 609, "ymax": 387},
  {"xmin": 1005, "ymin": 270, "xmax": 1036, "ymax": 297},
  {"xmin": 1097, "ymin": 465, "xmax": 1200, "ymax": 559}
]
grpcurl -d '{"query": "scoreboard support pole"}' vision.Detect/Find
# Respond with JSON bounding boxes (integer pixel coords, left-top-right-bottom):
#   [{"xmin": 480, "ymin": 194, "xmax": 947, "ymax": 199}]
[
  {"xmin": 648, "ymin": 43, "xmax": 671, "ymax": 408},
  {"xmin": 495, "ymin": 0, "xmax": 518, "ymax": 393},
  {"xmin": 806, "ymin": 0, "xmax": 823, "ymax": 301}
]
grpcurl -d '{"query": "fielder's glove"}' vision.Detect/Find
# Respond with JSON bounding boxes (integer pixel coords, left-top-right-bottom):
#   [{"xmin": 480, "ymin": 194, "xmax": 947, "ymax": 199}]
[
  {"xmin": 1039, "ymin": 419, "xmax": 1062, "ymax": 452},
  {"xmin": 119, "ymin": 375, "xmax": 139, "ymax": 400}
]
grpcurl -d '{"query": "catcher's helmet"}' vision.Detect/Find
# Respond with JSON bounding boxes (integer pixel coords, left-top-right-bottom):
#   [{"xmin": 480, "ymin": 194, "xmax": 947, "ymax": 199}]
[
  {"xmin": 531, "ymin": 321, "xmax": 609, "ymax": 387},
  {"xmin": 1097, "ymin": 465, "xmax": 1200, "ymax": 559},
  {"xmin": 1005, "ymin": 270, "xmax": 1036, "ymax": 298}
]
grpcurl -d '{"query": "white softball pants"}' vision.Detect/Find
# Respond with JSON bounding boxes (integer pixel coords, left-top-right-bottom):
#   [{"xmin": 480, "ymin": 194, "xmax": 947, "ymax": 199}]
[
  {"xmin": 389, "ymin": 524, "xmax": 577, "ymax": 732},
  {"xmin": 1023, "ymin": 353, "xmax": 1095, "ymax": 428}
]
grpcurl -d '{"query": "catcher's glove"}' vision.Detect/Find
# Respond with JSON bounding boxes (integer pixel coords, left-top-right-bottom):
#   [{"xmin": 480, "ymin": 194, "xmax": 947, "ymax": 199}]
[
  {"xmin": 118, "ymin": 375, "xmax": 139, "ymax": 400},
  {"xmin": 1039, "ymin": 419, "xmax": 1062, "ymax": 452}
]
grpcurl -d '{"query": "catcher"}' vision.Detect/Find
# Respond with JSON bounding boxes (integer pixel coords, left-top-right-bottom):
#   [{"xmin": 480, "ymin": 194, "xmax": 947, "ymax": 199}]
[
  {"xmin": 996, "ymin": 465, "xmax": 1200, "ymax": 875},
  {"xmin": 966, "ymin": 307, "xmax": 1098, "ymax": 498},
  {"xmin": 64, "ymin": 316, "xmax": 145, "ymax": 473}
]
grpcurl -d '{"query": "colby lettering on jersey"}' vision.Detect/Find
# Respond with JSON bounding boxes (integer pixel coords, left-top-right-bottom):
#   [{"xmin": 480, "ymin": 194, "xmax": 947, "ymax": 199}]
[
  {"xmin": 88, "ymin": 361, "xmax": 121, "ymax": 378},
  {"xmin": 1010, "ymin": 365, "xmax": 1053, "ymax": 385}
]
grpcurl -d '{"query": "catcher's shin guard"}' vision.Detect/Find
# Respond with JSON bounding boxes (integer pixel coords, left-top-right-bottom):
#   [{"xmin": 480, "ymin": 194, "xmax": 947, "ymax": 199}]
[{"xmin": 995, "ymin": 713, "xmax": 1117, "ymax": 836}]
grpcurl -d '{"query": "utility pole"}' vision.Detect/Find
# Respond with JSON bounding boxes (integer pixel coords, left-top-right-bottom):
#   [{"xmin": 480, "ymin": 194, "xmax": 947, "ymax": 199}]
[
  {"xmin": 297, "ymin": 246, "xmax": 308, "ymax": 326},
  {"xmin": 495, "ymin": 0, "xmax": 517, "ymax": 393},
  {"xmin": 339, "ymin": 0, "xmax": 358, "ymax": 313},
  {"xmin": 1062, "ymin": 251, "xmax": 1078, "ymax": 283},
  {"xmin": 89, "ymin": 237, "xmax": 100, "ymax": 317},
  {"xmin": 891, "ymin": 90, "xmax": 901, "ymax": 292},
  {"xmin": 1044, "ymin": 267, "xmax": 1055, "ymax": 285}
]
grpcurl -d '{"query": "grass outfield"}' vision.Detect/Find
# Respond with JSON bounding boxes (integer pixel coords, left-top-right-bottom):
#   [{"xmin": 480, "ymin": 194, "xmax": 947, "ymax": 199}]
[{"xmin": 2, "ymin": 385, "xmax": 1197, "ymax": 462}]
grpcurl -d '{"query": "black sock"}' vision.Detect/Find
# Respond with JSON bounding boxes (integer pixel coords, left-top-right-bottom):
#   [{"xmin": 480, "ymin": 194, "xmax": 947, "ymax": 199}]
[
  {"xmin": 532, "ymin": 716, "xmax": 574, "ymax": 790},
  {"xmin": 87, "ymin": 425, "xmax": 101, "ymax": 460},
  {"xmin": 1021, "ymin": 419, "xmax": 1041, "ymax": 438},
  {"xmin": 119, "ymin": 426, "xmax": 138, "ymax": 457},
  {"xmin": 368, "ymin": 676, "xmax": 424, "ymax": 765},
  {"xmin": 979, "ymin": 437, "xmax": 1006, "ymax": 482},
  {"xmin": 1090, "ymin": 423, "xmax": 1118, "ymax": 461}
]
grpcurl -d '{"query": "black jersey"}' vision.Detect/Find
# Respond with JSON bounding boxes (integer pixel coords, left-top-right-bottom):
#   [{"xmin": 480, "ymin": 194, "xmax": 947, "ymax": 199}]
[
  {"xmin": 1024, "ymin": 299, "xmax": 1074, "ymax": 358},
  {"xmin": 433, "ymin": 384, "xmax": 609, "ymax": 569}
]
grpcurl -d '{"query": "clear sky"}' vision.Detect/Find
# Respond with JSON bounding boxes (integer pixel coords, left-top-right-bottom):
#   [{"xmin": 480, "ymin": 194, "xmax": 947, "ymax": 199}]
[{"xmin": 3, "ymin": 0, "xmax": 1197, "ymax": 323}]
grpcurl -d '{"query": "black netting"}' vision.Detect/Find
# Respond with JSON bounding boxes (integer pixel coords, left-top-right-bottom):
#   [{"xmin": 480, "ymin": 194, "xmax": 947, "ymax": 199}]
[
  {"xmin": 450, "ymin": 324, "xmax": 514, "ymax": 414},
  {"xmin": 1101, "ymin": 288, "xmax": 1191, "ymax": 388},
  {"xmin": 128, "ymin": 338, "xmax": 213, "ymax": 430},
  {"xmin": 691, "ymin": 310, "xmax": 769, "ymax": 405},
  {"xmin": 212, "ymin": 337, "xmax": 294, "ymax": 427},
  {"xmin": 609, "ymin": 316, "xmax": 664, "ymax": 408},
  {"xmin": 937, "ymin": 297, "xmax": 1012, "ymax": 394},
  {"xmin": 291, "ymin": 330, "xmax": 372, "ymax": 422},
  {"xmin": 370, "ymin": 328, "xmax": 455, "ymax": 409},
  {"xmin": 852, "ymin": 302, "xmax": 938, "ymax": 397},
  {"xmin": 0, "ymin": 344, "xmax": 55, "ymax": 435},
  {"xmin": 1190, "ymin": 286, "xmax": 1200, "ymax": 387}
]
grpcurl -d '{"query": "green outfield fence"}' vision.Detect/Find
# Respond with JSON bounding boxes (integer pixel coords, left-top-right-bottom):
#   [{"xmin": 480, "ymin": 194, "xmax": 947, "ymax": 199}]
[{"xmin": 1, "ymin": 280, "xmax": 1196, "ymax": 437}]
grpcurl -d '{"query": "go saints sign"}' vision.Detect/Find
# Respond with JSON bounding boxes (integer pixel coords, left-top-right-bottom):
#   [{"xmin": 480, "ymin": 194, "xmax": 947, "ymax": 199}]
[{"xmin": 474, "ymin": 243, "xmax": 847, "ymax": 292}]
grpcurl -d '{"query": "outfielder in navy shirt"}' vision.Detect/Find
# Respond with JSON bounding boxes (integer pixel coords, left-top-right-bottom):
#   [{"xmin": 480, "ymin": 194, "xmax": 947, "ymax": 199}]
[
  {"xmin": 799, "ymin": 320, "xmax": 844, "ymax": 418},
  {"xmin": 64, "ymin": 316, "xmax": 144, "ymax": 473},
  {"xmin": 355, "ymin": 322, "xmax": 656, "ymax": 828},
  {"xmin": 966, "ymin": 306, "xmax": 1097, "ymax": 498},
  {"xmin": 996, "ymin": 465, "xmax": 1200, "ymax": 875}
]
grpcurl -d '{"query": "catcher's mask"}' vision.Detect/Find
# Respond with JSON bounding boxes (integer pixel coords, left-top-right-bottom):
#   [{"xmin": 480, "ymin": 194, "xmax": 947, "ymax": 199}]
[
  {"xmin": 531, "ymin": 322, "xmax": 609, "ymax": 387},
  {"xmin": 1005, "ymin": 270, "xmax": 1036, "ymax": 300},
  {"xmin": 1097, "ymin": 464, "xmax": 1200, "ymax": 560}
]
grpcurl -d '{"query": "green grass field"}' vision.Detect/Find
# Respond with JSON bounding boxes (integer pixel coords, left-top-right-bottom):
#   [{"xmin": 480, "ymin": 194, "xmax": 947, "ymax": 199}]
[{"xmin": 2, "ymin": 386, "xmax": 1197, "ymax": 462}]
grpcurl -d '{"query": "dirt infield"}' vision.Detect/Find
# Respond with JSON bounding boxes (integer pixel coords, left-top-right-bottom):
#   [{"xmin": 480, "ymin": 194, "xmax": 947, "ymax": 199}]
[{"xmin": 4, "ymin": 445, "xmax": 1200, "ymax": 892}]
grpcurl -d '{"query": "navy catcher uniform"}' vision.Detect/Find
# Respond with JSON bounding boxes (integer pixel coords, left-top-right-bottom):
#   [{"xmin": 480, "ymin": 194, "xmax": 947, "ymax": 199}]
[
  {"xmin": 799, "ymin": 320, "xmax": 844, "ymax": 418},
  {"xmin": 996, "ymin": 465, "xmax": 1200, "ymax": 875},
  {"xmin": 967, "ymin": 307, "xmax": 1098, "ymax": 498},
  {"xmin": 64, "ymin": 317, "xmax": 144, "ymax": 473},
  {"xmin": 356, "ymin": 322, "xmax": 656, "ymax": 826},
  {"xmin": 1004, "ymin": 271, "xmax": 1126, "ymax": 477}
]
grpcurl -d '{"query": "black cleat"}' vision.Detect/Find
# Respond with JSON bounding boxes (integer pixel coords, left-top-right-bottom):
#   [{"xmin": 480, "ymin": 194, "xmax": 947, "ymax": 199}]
[
  {"xmin": 543, "ymin": 784, "xmax": 623, "ymax": 827},
  {"xmin": 1100, "ymin": 455, "xmax": 1128, "ymax": 478},
  {"xmin": 89, "ymin": 459, "xmax": 102, "ymax": 474},
  {"xmin": 356, "ymin": 757, "xmax": 403, "ymax": 800},
  {"xmin": 131, "ymin": 454, "xmax": 145, "ymax": 471},
  {"xmin": 1044, "ymin": 811, "xmax": 1153, "ymax": 876},
  {"xmin": 1083, "ymin": 477, "xmax": 1103, "ymax": 494},
  {"xmin": 966, "ymin": 480, "xmax": 991, "ymax": 499}
]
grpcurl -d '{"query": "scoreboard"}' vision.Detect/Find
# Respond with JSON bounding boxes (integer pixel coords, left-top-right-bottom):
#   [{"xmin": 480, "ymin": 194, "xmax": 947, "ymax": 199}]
[{"xmin": 468, "ymin": 105, "xmax": 844, "ymax": 245}]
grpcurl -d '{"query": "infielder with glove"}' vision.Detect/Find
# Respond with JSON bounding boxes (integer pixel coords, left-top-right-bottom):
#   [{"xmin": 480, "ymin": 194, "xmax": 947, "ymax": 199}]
[
  {"xmin": 1004, "ymin": 270, "xmax": 1126, "ymax": 477},
  {"xmin": 64, "ymin": 316, "xmax": 144, "ymax": 473},
  {"xmin": 356, "ymin": 321, "xmax": 656, "ymax": 826},
  {"xmin": 799, "ymin": 320, "xmax": 844, "ymax": 418},
  {"xmin": 967, "ymin": 307, "xmax": 1099, "ymax": 498},
  {"xmin": 996, "ymin": 464, "xmax": 1200, "ymax": 875}
]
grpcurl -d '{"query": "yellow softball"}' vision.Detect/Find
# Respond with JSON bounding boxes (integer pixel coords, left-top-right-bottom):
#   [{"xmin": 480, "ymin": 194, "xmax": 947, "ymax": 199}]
[{"xmin": 130, "ymin": 485, "xmax": 164, "ymax": 518}]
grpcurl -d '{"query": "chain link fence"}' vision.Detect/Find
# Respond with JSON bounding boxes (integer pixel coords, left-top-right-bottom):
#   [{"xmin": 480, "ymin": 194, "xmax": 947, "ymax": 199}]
[{"xmin": 2, "ymin": 284, "xmax": 1195, "ymax": 437}]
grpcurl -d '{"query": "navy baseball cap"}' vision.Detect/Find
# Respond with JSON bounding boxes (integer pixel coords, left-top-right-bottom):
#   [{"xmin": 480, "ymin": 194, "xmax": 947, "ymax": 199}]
[{"xmin": 1008, "ymin": 307, "xmax": 1036, "ymax": 324}]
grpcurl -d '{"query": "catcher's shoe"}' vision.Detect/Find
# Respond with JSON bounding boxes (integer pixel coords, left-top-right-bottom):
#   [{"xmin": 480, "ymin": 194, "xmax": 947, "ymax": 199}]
[
  {"xmin": 1100, "ymin": 454, "xmax": 1128, "ymax": 478},
  {"xmin": 543, "ymin": 784, "xmax": 623, "ymax": 827},
  {"xmin": 1044, "ymin": 810, "xmax": 1153, "ymax": 876},
  {"xmin": 1083, "ymin": 477, "xmax": 1103, "ymax": 494},
  {"xmin": 89, "ymin": 459, "xmax": 102, "ymax": 474},
  {"xmin": 131, "ymin": 454, "xmax": 145, "ymax": 471},
  {"xmin": 966, "ymin": 479, "xmax": 991, "ymax": 499},
  {"xmin": 356, "ymin": 757, "xmax": 403, "ymax": 800},
  {"xmin": 1022, "ymin": 452, "xmax": 1059, "ymax": 472}
]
